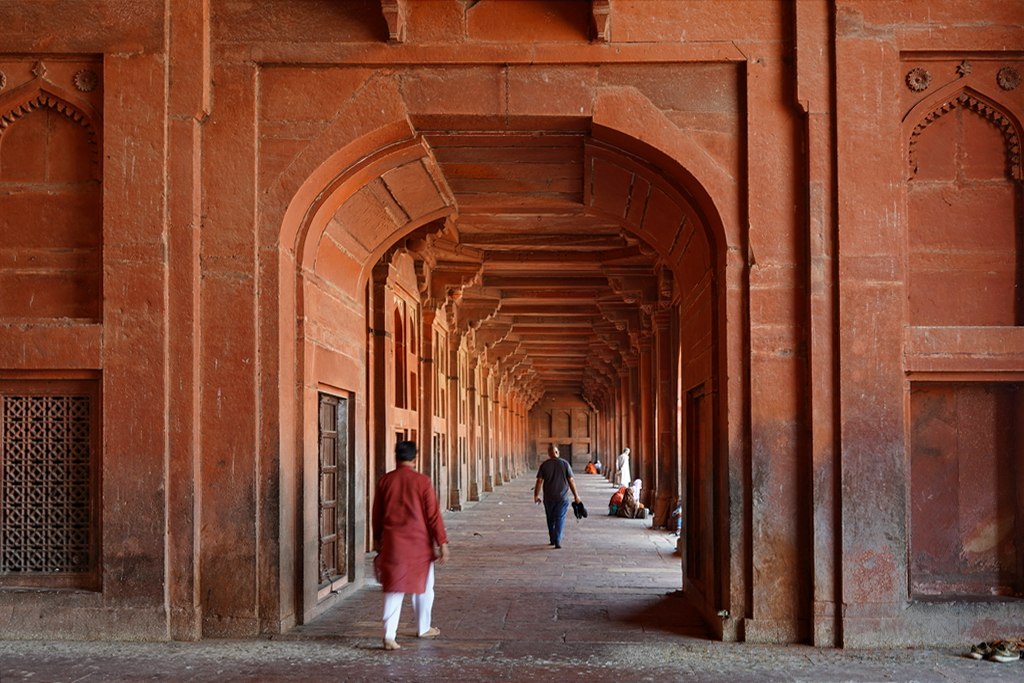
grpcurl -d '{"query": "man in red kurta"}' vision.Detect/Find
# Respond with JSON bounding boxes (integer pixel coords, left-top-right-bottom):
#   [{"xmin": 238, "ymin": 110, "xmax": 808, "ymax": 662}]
[{"xmin": 372, "ymin": 440, "xmax": 450, "ymax": 650}]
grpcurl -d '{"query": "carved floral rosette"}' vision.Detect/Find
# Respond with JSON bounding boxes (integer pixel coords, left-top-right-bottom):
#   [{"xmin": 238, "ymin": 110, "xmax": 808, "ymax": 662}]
[
  {"xmin": 906, "ymin": 67, "xmax": 932, "ymax": 92},
  {"xmin": 997, "ymin": 66, "xmax": 1020, "ymax": 92}
]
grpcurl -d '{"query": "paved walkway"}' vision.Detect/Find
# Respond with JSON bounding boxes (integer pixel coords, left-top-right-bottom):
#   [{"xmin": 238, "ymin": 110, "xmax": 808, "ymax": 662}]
[{"xmin": 1, "ymin": 469, "xmax": 1021, "ymax": 682}]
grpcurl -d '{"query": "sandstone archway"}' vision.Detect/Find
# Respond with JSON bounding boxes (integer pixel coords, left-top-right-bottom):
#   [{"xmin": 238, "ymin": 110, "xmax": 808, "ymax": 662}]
[{"xmin": 275, "ymin": 99, "xmax": 740, "ymax": 635}]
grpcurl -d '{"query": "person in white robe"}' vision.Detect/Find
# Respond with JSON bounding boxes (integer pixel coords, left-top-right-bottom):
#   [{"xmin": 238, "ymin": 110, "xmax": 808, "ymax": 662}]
[{"xmin": 615, "ymin": 447, "xmax": 631, "ymax": 487}]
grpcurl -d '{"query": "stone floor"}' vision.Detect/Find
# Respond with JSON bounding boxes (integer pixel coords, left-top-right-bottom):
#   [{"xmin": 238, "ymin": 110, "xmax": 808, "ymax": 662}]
[{"xmin": 1, "ymin": 469, "xmax": 1021, "ymax": 682}]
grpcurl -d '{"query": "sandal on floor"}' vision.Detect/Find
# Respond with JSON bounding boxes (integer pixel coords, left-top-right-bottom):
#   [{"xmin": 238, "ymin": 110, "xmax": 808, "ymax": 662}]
[
  {"xmin": 383, "ymin": 638, "xmax": 401, "ymax": 650},
  {"xmin": 967, "ymin": 642, "xmax": 993, "ymax": 660},
  {"xmin": 418, "ymin": 627, "xmax": 441, "ymax": 638},
  {"xmin": 989, "ymin": 643, "xmax": 1020, "ymax": 663}
]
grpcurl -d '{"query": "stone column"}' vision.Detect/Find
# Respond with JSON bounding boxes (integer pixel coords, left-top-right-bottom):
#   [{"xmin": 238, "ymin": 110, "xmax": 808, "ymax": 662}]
[
  {"xmin": 638, "ymin": 333, "xmax": 656, "ymax": 509},
  {"xmin": 167, "ymin": 0, "xmax": 210, "ymax": 641},
  {"xmin": 419, "ymin": 307, "xmax": 437, "ymax": 483},
  {"xmin": 480, "ymin": 365, "xmax": 493, "ymax": 492},
  {"xmin": 653, "ymin": 309, "xmax": 677, "ymax": 527},
  {"xmin": 467, "ymin": 355, "xmax": 481, "ymax": 500}
]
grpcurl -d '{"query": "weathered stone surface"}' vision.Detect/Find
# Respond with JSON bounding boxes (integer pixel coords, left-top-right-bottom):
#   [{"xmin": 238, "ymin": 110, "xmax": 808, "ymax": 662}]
[{"xmin": 0, "ymin": 0, "xmax": 1020, "ymax": 650}]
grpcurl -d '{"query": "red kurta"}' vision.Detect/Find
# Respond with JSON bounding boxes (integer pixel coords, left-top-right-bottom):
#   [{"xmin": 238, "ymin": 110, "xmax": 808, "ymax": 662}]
[{"xmin": 372, "ymin": 465, "xmax": 448, "ymax": 594}]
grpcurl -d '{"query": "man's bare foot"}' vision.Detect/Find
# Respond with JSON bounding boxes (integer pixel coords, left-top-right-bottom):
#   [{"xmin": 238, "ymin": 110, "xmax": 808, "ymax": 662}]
[
  {"xmin": 418, "ymin": 627, "xmax": 441, "ymax": 638},
  {"xmin": 383, "ymin": 638, "xmax": 401, "ymax": 650}
]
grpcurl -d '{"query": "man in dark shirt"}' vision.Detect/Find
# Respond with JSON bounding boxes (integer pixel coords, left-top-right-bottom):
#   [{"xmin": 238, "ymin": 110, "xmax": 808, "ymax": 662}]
[{"xmin": 533, "ymin": 444, "xmax": 582, "ymax": 549}]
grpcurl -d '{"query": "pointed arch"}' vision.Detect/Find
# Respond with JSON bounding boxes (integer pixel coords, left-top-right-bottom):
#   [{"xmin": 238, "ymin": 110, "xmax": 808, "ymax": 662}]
[
  {"xmin": 275, "ymin": 88, "xmax": 740, "ymax": 630},
  {"xmin": 0, "ymin": 80, "xmax": 103, "ymax": 320},
  {"xmin": 905, "ymin": 86, "xmax": 1023, "ymax": 181},
  {"xmin": 0, "ymin": 83, "xmax": 102, "ymax": 178}
]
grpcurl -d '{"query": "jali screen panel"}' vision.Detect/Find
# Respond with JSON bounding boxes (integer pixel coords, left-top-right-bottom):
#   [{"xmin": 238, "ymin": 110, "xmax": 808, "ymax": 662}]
[{"xmin": 0, "ymin": 381, "xmax": 99, "ymax": 589}]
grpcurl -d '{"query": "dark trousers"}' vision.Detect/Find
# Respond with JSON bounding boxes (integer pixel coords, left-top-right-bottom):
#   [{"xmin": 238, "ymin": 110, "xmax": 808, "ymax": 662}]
[{"xmin": 543, "ymin": 498, "xmax": 569, "ymax": 545}]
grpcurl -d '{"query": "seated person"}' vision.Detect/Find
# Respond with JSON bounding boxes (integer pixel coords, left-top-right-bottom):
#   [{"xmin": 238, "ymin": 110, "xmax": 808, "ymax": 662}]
[
  {"xmin": 609, "ymin": 486, "xmax": 626, "ymax": 515},
  {"xmin": 594, "ymin": 460, "xmax": 603, "ymax": 474},
  {"xmin": 585, "ymin": 461, "xmax": 597, "ymax": 475},
  {"xmin": 617, "ymin": 486, "xmax": 642, "ymax": 519}
]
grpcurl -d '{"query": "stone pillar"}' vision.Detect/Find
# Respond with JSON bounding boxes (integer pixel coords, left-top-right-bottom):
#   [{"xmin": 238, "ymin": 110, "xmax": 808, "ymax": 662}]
[
  {"xmin": 419, "ymin": 307, "xmax": 438, "ymax": 483},
  {"xmin": 653, "ymin": 309, "xmax": 677, "ymax": 527},
  {"xmin": 467, "ymin": 355, "xmax": 481, "ymax": 500},
  {"xmin": 626, "ymin": 359, "xmax": 640, "ymax": 475},
  {"xmin": 617, "ymin": 366, "xmax": 630, "ymax": 458},
  {"xmin": 496, "ymin": 392, "xmax": 508, "ymax": 483},
  {"xmin": 447, "ymin": 343, "xmax": 463, "ymax": 510},
  {"xmin": 370, "ymin": 262, "xmax": 394, "ymax": 492},
  {"xmin": 199, "ymin": 58, "xmax": 261, "ymax": 637},
  {"xmin": 796, "ymin": 0, "xmax": 839, "ymax": 648},
  {"xmin": 638, "ymin": 333, "xmax": 656, "ymax": 509},
  {"xmin": 167, "ymin": 0, "xmax": 210, "ymax": 641},
  {"xmin": 480, "ymin": 365, "xmax": 493, "ymax": 492}
]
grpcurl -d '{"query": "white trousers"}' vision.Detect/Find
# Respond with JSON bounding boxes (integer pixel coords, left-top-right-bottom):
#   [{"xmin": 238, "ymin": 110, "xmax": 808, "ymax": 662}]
[{"xmin": 382, "ymin": 562, "xmax": 435, "ymax": 639}]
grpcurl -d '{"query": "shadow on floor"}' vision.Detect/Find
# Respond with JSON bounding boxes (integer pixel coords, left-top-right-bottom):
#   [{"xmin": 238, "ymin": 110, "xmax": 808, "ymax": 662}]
[{"xmin": 617, "ymin": 589, "xmax": 709, "ymax": 638}]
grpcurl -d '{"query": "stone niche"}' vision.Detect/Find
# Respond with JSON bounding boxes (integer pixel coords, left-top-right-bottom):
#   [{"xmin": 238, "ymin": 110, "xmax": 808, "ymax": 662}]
[
  {"xmin": 0, "ymin": 58, "xmax": 103, "ymax": 321},
  {"xmin": 905, "ymin": 62, "xmax": 1022, "ymax": 327},
  {"xmin": 910, "ymin": 381, "xmax": 1023, "ymax": 598}
]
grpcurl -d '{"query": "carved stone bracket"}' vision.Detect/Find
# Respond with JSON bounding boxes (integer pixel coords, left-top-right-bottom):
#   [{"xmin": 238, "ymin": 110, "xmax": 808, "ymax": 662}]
[
  {"xmin": 657, "ymin": 267, "xmax": 675, "ymax": 308},
  {"xmin": 426, "ymin": 261, "xmax": 483, "ymax": 311},
  {"xmin": 454, "ymin": 291, "xmax": 501, "ymax": 339},
  {"xmin": 591, "ymin": 0, "xmax": 611, "ymax": 42},
  {"xmin": 475, "ymin": 319, "xmax": 514, "ymax": 350},
  {"xmin": 380, "ymin": 0, "xmax": 407, "ymax": 43}
]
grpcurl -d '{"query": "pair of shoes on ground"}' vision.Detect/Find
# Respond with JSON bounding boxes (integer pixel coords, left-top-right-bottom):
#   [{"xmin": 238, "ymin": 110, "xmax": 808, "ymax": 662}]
[
  {"xmin": 382, "ymin": 626, "xmax": 441, "ymax": 650},
  {"xmin": 967, "ymin": 641, "xmax": 1021, "ymax": 662}
]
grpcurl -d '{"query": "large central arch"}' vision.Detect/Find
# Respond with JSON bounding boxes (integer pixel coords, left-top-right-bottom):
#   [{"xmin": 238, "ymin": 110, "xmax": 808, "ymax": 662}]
[{"xmin": 268, "ymin": 83, "xmax": 743, "ymax": 636}]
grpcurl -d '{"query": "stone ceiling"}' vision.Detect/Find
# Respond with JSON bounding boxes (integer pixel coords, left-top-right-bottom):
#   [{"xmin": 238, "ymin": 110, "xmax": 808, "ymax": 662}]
[{"xmin": 409, "ymin": 124, "xmax": 664, "ymax": 406}]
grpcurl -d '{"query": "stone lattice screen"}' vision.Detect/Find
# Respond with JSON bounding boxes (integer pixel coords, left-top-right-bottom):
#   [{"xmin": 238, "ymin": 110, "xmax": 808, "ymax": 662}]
[{"xmin": 0, "ymin": 384, "xmax": 98, "ymax": 589}]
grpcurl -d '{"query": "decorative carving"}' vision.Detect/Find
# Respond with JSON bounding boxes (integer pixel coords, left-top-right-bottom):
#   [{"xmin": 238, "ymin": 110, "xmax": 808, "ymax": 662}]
[
  {"xmin": 592, "ymin": 0, "xmax": 611, "ymax": 42},
  {"xmin": 0, "ymin": 91, "xmax": 101, "ymax": 172},
  {"xmin": 956, "ymin": 60, "xmax": 972, "ymax": 77},
  {"xmin": 380, "ymin": 0, "xmax": 407, "ymax": 43},
  {"xmin": 73, "ymin": 69, "xmax": 98, "ymax": 93},
  {"xmin": 1, "ymin": 395, "xmax": 93, "ymax": 574},
  {"xmin": 0, "ymin": 71, "xmax": 6, "ymax": 92},
  {"xmin": 905, "ymin": 67, "xmax": 932, "ymax": 92},
  {"xmin": 31, "ymin": 60, "xmax": 47, "ymax": 79},
  {"xmin": 908, "ymin": 91, "xmax": 1023, "ymax": 180},
  {"xmin": 657, "ymin": 268, "xmax": 674, "ymax": 306},
  {"xmin": 0, "ymin": 93, "xmax": 93, "ymax": 134},
  {"xmin": 997, "ymin": 66, "xmax": 1020, "ymax": 91}
]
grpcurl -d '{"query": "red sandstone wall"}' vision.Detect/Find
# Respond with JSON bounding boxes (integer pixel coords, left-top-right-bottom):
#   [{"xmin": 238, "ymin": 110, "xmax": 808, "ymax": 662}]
[
  {"xmin": 529, "ymin": 394, "xmax": 594, "ymax": 471},
  {"xmin": 0, "ymin": 4, "xmax": 171, "ymax": 638},
  {"xmin": 0, "ymin": 0, "xmax": 1020, "ymax": 648},
  {"xmin": 837, "ymin": 0, "xmax": 1024, "ymax": 646}
]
